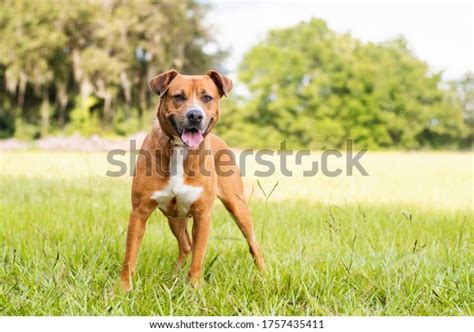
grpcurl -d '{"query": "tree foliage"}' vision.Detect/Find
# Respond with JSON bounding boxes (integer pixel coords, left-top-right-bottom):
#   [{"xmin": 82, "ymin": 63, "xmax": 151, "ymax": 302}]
[
  {"xmin": 0, "ymin": 10, "xmax": 470, "ymax": 150},
  {"xmin": 0, "ymin": 0, "xmax": 224, "ymax": 138},
  {"xmin": 217, "ymin": 19, "xmax": 469, "ymax": 149},
  {"xmin": 448, "ymin": 72, "xmax": 474, "ymax": 148}
]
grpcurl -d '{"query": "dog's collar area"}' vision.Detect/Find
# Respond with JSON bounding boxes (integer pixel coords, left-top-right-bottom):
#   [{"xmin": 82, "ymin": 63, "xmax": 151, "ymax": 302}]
[{"xmin": 169, "ymin": 137, "xmax": 185, "ymax": 147}]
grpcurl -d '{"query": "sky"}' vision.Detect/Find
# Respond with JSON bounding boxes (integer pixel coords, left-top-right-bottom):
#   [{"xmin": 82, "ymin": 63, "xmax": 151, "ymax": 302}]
[{"xmin": 207, "ymin": 1, "xmax": 473, "ymax": 81}]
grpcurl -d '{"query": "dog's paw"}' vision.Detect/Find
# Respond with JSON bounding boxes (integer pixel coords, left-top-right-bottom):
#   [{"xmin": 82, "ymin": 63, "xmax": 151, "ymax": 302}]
[
  {"xmin": 187, "ymin": 274, "xmax": 202, "ymax": 289},
  {"xmin": 254, "ymin": 257, "xmax": 266, "ymax": 274},
  {"xmin": 118, "ymin": 277, "xmax": 132, "ymax": 293}
]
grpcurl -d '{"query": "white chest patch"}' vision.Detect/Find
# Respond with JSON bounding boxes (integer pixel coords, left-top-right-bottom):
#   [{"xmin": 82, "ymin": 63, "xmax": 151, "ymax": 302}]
[{"xmin": 151, "ymin": 145, "xmax": 203, "ymax": 218}]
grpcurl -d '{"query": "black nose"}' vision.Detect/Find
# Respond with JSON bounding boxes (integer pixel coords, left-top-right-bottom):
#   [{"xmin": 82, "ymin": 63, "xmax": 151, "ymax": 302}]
[{"xmin": 186, "ymin": 109, "xmax": 204, "ymax": 124}]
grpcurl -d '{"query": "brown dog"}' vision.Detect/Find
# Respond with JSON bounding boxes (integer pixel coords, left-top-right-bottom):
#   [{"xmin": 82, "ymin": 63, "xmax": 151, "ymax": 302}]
[{"xmin": 120, "ymin": 69, "xmax": 265, "ymax": 290}]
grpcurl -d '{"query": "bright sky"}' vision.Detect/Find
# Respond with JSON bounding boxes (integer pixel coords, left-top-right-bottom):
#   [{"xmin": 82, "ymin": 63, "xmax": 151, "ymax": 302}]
[{"xmin": 208, "ymin": 1, "xmax": 473, "ymax": 81}]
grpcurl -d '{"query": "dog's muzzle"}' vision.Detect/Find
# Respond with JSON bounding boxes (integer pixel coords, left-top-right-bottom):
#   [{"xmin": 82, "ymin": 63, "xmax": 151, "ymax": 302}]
[{"xmin": 170, "ymin": 109, "xmax": 211, "ymax": 149}]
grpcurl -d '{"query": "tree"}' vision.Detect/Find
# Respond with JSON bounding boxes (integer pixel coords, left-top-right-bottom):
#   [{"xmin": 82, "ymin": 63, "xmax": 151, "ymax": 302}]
[
  {"xmin": 0, "ymin": 0, "xmax": 224, "ymax": 138},
  {"xmin": 448, "ymin": 72, "xmax": 473, "ymax": 148},
  {"xmin": 230, "ymin": 19, "xmax": 467, "ymax": 150}
]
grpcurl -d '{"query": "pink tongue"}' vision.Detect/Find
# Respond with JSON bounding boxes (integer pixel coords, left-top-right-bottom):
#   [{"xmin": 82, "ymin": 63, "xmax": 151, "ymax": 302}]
[{"xmin": 181, "ymin": 129, "xmax": 203, "ymax": 148}]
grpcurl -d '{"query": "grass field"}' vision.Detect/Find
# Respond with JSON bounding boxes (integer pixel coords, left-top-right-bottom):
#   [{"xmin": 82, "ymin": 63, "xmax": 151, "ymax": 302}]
[{"xmin": 0, "ymin": 151, "xmax": 472, "ymax": 315}]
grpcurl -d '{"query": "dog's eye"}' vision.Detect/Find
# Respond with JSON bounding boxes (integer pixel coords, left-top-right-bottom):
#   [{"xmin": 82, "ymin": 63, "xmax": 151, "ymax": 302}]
[
  {"xmin": 172, "ymin": 94, "xmax": 186, "ymax": 102},
  {"xmin": 202, "ymin": 95, "xmax": 213, "ymax": 103}
]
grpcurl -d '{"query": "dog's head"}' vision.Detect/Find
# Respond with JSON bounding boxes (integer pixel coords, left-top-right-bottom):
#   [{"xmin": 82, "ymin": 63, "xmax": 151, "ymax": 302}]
[{"xmin": 149, "ymin": 69, "xmax": 233, "ymax": 149}]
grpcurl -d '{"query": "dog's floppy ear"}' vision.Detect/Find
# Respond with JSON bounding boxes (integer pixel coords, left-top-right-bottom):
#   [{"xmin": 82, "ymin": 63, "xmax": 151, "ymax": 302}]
[
  {"xmin": 148, "ymin": 69, "xmax": 179, "ymax": 97},
  {"xmin": 207, "ymin": 70, "xmax": 233, "ymax": 97}
]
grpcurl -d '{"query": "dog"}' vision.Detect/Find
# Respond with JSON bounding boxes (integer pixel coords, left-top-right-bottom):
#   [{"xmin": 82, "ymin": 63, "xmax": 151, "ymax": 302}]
[{"xmin": 120, "ymin": 69, "xmax": 265, "ymax": 290}]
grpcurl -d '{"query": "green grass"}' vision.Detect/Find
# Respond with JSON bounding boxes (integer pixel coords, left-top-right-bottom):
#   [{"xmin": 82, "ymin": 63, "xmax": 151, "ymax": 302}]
[{"xmin": 0, "ymin": 151, "xmax": 473, "ymax": 315}]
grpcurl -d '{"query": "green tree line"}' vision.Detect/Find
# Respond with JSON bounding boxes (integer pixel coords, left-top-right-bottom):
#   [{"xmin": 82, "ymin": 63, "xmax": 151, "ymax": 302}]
[
  {"xmin": 216, "ymin": 19, "xmax": 472, "ymax": 150},
  {"xmin": 0, "ymin": 0, "xmax": 224, "ymax": 139},
  {"xmin": 0, "ymin": 4, "xmax": 472, "ymax": 149}
]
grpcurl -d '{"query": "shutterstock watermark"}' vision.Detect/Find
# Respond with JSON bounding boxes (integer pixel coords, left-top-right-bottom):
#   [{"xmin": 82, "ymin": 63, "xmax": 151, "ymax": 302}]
[{"xmin": 105, "ymin": 139, "xmax": 369, "ymax": 178}]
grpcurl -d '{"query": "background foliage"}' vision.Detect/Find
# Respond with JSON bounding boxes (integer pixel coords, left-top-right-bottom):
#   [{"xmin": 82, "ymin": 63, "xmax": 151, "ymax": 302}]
[
  {"xmin": 0, "ymin": 0, "xmax": 224, "ymax": 139},
  {"xmin": 0, "ymin": 2, "xmax": 472, "ymax": 149},
  {"xmin": 216, "ymin": 19, "xmax": 472, "ymax": 150}
]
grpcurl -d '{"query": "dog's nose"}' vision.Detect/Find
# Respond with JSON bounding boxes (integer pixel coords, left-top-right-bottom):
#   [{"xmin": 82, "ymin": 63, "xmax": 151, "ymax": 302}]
[{"xmin": 186, "ymin": 109, "xmax": 204, "ymax": 124}]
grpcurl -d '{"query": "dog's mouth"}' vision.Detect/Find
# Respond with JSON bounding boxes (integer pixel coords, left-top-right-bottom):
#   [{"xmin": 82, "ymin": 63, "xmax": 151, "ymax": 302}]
[{"xmin": 170, "ymin": 117, "xmax": 212, "ymax": 148}]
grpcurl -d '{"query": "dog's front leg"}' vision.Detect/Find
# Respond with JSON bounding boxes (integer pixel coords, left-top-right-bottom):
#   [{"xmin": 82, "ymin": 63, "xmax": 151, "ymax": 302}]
[
  {"xmin": 187, "ymin": 210, "xmax": 211, "ymax": 286},
  {"xmin": 120, "ymin": 202, "xmax": 155, "ymax": 291}
]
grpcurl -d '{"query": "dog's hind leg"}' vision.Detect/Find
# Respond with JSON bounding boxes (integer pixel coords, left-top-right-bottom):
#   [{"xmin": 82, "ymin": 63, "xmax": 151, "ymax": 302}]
[
  {"xmin": 218, "ymin": 193, "xmax": 265, "ymax": 272},
  {"xmin": 212, "ymin": 136, "xmax": 265, "ymax": 272},
  {"xmin": 168, "ymin": 217, "xmax": 192, "ymax": 272},
  {"xmin": 217, "ymin": 174, "xmax": 265, "ymax": 273}
]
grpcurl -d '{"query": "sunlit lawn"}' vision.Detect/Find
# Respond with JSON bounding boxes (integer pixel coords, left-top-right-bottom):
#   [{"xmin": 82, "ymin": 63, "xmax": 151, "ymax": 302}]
[{"xmin": 0, "ymin": 150, "xmax": 472, "ymax": 315}]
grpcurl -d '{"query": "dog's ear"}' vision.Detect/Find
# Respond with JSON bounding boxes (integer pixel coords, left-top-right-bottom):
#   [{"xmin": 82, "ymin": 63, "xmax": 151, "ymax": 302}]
[
  {"xmin": 148, "ymin": 69, "xmax": 179, "ymax": 97},
  {"xmin": 207, "ymin": 70, "xmax": 233, "ymax": 97}
]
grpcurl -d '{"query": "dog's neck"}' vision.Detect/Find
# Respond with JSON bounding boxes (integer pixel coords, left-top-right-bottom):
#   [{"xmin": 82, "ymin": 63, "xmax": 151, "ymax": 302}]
[
  {"xmin": 164, "ymin": 135, "xmax": 206, "ymax": 177},
  {"xmin": 169, "ymin": 136, "xmax": 185, "ymax": 148}
]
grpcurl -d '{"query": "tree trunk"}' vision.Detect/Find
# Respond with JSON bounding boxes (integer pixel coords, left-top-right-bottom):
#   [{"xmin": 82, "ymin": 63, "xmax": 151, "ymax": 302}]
[
  {"xmin": 40, "ymin": 86, "xmax": 50, "ymax": 137},
  {"xmin": 138, "ymin": 81, "xmax": 146, "ymax": 119},
  {"xmin": 17, "ymin": 72, "xmax": 27, "ymax": 114},
  {"xmin": 80, "ymin": 79, "xmax": 93, "ymax": 109},
  {"xmin": 103, "ymin": 92, "xmax": 112, "ymax": 126},
  {"xmin": 120, "ymin": 71, "xmax": 131, "ymax": 117},
  {"xmin": 72, "ymin": 49, "xmax": 83, "ymax": 83},
  {"xmin": 96, "ymin": 79, "xmax": 114, "ymax": 127},
  {"xmin": 56, "ymin": 83, "xmax": 68, "ymax": 130},
  {"xmin": 138, "ymin": 62, "xmax": 149, "ymax": 119}
]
